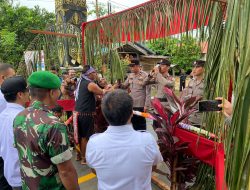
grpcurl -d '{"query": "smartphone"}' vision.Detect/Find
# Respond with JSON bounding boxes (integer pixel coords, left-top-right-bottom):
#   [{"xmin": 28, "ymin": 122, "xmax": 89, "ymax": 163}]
[
  {"xmin": 156, "ymin": 63, "xmax": 161, "ymax": 72},
  {"xmin": 198, "ymin": 100, "xmax": 222, "ymax": 112}
]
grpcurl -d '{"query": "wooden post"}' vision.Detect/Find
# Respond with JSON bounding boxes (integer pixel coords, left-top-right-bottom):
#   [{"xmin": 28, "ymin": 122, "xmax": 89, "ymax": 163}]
[
  {"xmin": 152, "ymin": 175, "xmax": 170, "ymax": 190},
  {"xmin": 95, "ymin": 0, "xmax": 99, "ymax": 18}
]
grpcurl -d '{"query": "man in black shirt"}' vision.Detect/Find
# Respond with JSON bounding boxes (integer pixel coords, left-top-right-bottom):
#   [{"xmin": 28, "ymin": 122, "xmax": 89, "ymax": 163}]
[{"xmin": 75, "ymin": 65, "xmax": 111, "ymax": 165}]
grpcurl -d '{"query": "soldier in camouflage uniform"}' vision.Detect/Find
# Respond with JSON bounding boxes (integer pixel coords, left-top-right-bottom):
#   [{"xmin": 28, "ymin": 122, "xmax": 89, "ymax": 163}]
[
  {"xmin": 121, "ymin": 59, "xmax": 151, "ymax": 131},
  {"xmin": 181, "ymin": 60, "xmax": 205, "ymax": 127},
  {"xmin": 13, "ymin": 71, "xmax": 79, "ymax": 190}
]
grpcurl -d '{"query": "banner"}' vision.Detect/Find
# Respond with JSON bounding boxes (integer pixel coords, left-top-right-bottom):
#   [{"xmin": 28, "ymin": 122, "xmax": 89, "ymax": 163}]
[{"xmin": 24, "ymin": 50, "xmax": 45, "ymax": 74}]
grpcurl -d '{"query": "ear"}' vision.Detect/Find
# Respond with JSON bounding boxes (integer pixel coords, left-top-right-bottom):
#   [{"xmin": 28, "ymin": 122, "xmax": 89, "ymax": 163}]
[
  {"xmin": 129, "ymin": 111, "xmax": 133, "ymax": 120},
  {"xmin": 49, "ymin": 89, "xmax": 54, "ymax": 97},
  {"xmin": 16, "ymin": 91, "xmax": 23, "ymax": 99},
  {"xmin": 0, "ymin": 74, "xmax": 5, "ymax": 80}
]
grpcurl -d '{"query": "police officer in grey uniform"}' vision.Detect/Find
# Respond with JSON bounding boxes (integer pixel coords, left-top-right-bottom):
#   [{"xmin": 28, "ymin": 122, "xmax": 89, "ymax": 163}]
[
  {"xmin": 121, "ymin": 59, "xmax": 150, "ymax": 131},
  {"xmin": 148, "ymin": 59, "xmax": 175, "ymax": 109},
  {"xmin": 181, "ymin": 60, "xmax": 205, "ymax": 127}
]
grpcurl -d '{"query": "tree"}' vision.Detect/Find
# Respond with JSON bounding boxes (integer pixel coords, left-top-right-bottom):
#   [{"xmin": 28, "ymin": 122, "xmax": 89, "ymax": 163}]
[
  {"xmin": 0, "ymin": 1, "xmax": 55, "ymax": 68},
  {"xmin": 87, "ymin": 1, "xmax": 112, "ymax": 19},
  {"xmin": 147, "ymin": 37, "xmax": 201, "ymax": 71}
]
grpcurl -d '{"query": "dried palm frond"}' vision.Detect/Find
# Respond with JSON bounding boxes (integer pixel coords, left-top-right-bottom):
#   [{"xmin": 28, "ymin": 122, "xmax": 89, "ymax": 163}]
[{"xmin": 83, "ymin": 0, "xmax": 216, "ymax": 82}]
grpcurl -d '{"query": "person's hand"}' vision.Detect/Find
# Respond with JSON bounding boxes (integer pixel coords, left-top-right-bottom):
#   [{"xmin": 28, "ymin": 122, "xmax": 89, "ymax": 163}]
[
  {"xmin": 105, "ymin": 84, "xmax": 112, "ymax": 90},
  {"xmin": 65, "ymin": 78, "xmax": 71, "ymax": 83},
  {"xmin": 102, "ymin": 85, "xmax": 113, "ymax": 94},
  {"xmin": 112, "ymin": 83, "xmax": 121, "ymax": 89},
  {"xmin": 102, "ymin": 88, "xmax": 112, "ymax": 94},
  {"xmin": 153, "ymin": 65, "xmax": 159, "ymax": 74},
  {"xmin": 216, "ymin": 97, "xmax": 233, "ymax": 117},
  {"xmin": 96, "ymin": 94, "xmax": 102, "ymax": 100}
]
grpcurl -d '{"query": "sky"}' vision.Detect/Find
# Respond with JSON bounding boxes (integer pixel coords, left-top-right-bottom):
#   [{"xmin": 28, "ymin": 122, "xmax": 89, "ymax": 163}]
[{"xmin": 13, "ymin": 0, "xmax": 149, "ymax": 14}]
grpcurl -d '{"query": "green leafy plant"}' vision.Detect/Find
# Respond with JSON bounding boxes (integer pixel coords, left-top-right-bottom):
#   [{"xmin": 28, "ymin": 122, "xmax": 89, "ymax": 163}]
[
  {"xmin": 0, "ymin": 1, "xmax": 55, "ymax": 68},
  {"xmin": 87, "ymin": 1, "xmax": 110, "ymax": 18},
  {"xmin": 147, "ymin": 37, "xmax": 201, "ymax": 71},
  {"xmin": 93, "ymin": 50, "xmax": 129, "ymax": 83},
  {"xmin": 205, "ymin": 0, "xmax": 250, "ymax": 189}
]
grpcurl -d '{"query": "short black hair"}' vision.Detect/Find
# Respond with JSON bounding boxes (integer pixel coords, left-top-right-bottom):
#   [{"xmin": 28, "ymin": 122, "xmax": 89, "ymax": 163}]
[
  {"xmin": 101, "ymin": 89, "xmax": 133, "ymax": 126},
  {"xmin": 62, "ymin": 70, "xmax": 68, "ymax": 75},
  {"xmin": 4, "ymin": 88, "xmax": 27, "ymax": 102},
  {"xmin": 4, "ymin": 93, "xmax": 18, "ymax": 102},
  {"xmin": 0, "ymin": 63, "xmax": 13, "ymax": 74},
  {"xmin": 50, "ymin": 66, "xmax": 59, "ymax": 72},
  {"xmin": 82, "ymin": 65, "xmax": 90, "ymax": 74},
  {"xmin": 52, "ymin": 105, "xmax": 63, "ymax": 113},
  {"xmin": 1, "ymin": 76, "xmax": 27, "ymax": 103}
]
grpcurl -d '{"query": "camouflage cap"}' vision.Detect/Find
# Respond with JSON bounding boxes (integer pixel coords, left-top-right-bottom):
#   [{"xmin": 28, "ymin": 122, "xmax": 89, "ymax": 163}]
[
  {"xmin": 28, "ymin": 71, "xmax": 61, "ymax": 89},
  {"xmin": 193, "ymin": 60, "xmax": 205, "ymax": 67}
]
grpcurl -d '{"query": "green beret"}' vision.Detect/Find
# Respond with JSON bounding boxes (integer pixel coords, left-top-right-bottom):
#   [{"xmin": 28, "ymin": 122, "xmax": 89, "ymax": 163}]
[{"xmin": 28, "ymin": 71, "xmax": 61, "ymax": 89}]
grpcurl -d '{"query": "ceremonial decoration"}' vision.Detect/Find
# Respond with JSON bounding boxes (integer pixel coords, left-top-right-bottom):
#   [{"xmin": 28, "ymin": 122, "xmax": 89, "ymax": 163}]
[
  {"xmin": 133, "ymin": 110, "xmax": 156, "ymax": 120},
  {"xmin": 133, "ymin": 109, "xmax": 217, "ymax": 139},
  {"xmin": 55, "ymin": 0, "xmax": 87, "ymax": 27},
  {"xmin": 73, "ymin": 111, "xmax": 79, "ymax": 144},
  {"xmin": 22, "ymin": 0, "xmax": 87, "ymax": 73},
  {"xmin": 150, "ymin": 87, "xmax": 226, "ymax": 190},
  {"xmin": 55, "ymin": 0, "xmax": 87, "ymax": 66},
  {"xmin": 81, "ymin": 0, "xmax": 224, "ymax": 84},
  {"xmin": 178, "ymin": 123, "xmax": 217, "ymax": 139}
]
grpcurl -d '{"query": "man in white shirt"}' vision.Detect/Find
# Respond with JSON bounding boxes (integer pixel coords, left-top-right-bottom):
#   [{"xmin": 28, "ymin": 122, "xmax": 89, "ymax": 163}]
[
  {"xmin": 86, "ymin": 89, "xmax": 163, "ymax": 190},
  {"xmin": 0, "ymin": 76, "xmax": 29, "ymax": 190},
  {"xmin": 0, "ymin": 63, "xmax": 16, "ymax": 190}
]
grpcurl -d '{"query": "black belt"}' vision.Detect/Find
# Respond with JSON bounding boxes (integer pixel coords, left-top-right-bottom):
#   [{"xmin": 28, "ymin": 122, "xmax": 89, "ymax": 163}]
[{"xmin": 157, "ymin": 98, "xmax": 168, "ymax": 102}]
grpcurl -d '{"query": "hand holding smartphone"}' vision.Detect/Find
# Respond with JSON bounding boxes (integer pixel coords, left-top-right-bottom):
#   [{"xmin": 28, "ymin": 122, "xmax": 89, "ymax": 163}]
[{"xmin": 198, "ymin": 100, "xmax": 222, "ymax": 112}]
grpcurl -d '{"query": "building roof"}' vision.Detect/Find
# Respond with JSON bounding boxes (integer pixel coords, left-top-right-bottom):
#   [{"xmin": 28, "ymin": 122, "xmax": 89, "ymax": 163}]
[{"xmin": 116, "ymin": 42, "xmax": 155, "ymax": 55}]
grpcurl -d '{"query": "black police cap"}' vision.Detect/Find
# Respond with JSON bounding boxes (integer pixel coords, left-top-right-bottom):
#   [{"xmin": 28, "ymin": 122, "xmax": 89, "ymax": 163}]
[
  {"xmin": 193, "ymin": 60, "xmax": 205, "ymax": 67},
  {"xmin": 159, "ymin": 59, "xmax": 171, "ymax": 66},
  {"xmin": 128, "ymin": 59, "xmax": 140, "ymax": 67}
]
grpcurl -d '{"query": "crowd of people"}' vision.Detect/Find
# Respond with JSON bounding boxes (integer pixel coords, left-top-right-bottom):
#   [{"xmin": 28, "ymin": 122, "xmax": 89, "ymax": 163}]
[{"xmin": 0, "ymin": 59, "xmax": 232, "ymax": 190}]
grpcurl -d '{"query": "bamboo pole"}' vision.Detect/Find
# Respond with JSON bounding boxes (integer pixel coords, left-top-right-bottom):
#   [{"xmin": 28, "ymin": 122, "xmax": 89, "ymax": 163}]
[
  {"xmin": 29, "ymin": 30, "xmax": 77, "ymax": 38},
  {"xmin": 210, "ymin": 0, "xmax": 227, "ymax": 3},
  {"xmin": 95, "ymin": 0, "xmax": 99, "ymax": 18},
  {"xmin": 152, "ymin": 175, "xmax": 170, "ymax": 190},
  {"xmin": 172, "ymin": 157, "xmax": 178, "ymax": 190}
]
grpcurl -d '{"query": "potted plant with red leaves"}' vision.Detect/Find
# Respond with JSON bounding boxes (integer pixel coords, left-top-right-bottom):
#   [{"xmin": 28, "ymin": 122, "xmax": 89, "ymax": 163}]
[{"xmin": 150, "ymin": 87, "xmax": 202, "ymax": 190}]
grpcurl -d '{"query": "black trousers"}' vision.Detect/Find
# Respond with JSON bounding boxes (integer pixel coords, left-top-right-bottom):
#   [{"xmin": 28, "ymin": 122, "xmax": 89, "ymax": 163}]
[
  {"xmin": 179, "ymin": 81, "xmax": 186, "ymax": 91},
  {"xmin": 131, "ymin": 107, "xmax": 146, "ymax": 131},
  {"xmin": 77, "ymin": 115, "xmax": 94, "ymax": 139},
  {"xmin": 0, "ymin": 157, "xmax": 12, "ymax": 190}
]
